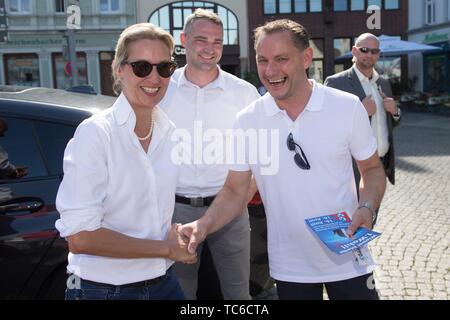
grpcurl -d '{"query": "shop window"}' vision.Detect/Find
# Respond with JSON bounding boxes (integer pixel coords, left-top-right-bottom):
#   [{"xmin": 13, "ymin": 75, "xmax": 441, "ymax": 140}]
[
  {"xmin": 4, "ymin": 54, "xmax": 40, "ymax": 87},
  {"xmin": 425, "ymin": 54, "xmax": 445, "ymax": 92},
  {"xmin": 52, "ymin": 52, "xmax": 88, "ymax": 89}
]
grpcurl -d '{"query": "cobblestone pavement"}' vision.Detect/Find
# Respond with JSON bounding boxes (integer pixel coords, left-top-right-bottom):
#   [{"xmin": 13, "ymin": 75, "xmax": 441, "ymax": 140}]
[{"xmin": 370, "ymin": 111, "xmax": 450, "ymax": 300}]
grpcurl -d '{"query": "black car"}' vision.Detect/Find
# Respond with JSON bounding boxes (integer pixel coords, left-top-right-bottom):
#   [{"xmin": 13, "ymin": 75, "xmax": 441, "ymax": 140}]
[{"xmin": 0, "ymin": 86, "xmax": 271, "ymax": 299}]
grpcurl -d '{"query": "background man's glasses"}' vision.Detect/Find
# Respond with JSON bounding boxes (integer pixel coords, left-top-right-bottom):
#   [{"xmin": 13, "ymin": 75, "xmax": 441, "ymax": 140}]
[
  {"xmin": 123, "ymin": 60, "xmax": 177, "ymax": 78},
  {"xmin": 287, "ymin": 133, "xmax": 310, "ymax": 170},
  {"xmin": 356, "ymin": 47, "xmax": 381, "ymax": 55}
]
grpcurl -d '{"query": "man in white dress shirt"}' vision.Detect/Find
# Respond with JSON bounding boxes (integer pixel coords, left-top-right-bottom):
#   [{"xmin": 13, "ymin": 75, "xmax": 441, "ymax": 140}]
[{"xmin": 160, "ymin": 9, "xmax": 260, "ymax": 299}]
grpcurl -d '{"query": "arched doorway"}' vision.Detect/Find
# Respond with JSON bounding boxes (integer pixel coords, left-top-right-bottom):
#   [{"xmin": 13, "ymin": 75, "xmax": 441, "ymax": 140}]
[{"xmin": 149, "ymin": 1, "xmax": 240, "ymax": 76}]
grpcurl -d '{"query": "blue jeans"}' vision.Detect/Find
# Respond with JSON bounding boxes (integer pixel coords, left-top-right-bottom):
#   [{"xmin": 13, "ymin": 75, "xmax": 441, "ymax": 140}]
[{"xmin": 65, "ymin": 268, "xmax": 185, "ymax": 300}]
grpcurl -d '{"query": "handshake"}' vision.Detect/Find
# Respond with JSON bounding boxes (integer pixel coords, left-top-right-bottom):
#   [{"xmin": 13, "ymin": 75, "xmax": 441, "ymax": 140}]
[{"xmin": 166, "ymin": 221, "xmax": 207, "ymax": 265}]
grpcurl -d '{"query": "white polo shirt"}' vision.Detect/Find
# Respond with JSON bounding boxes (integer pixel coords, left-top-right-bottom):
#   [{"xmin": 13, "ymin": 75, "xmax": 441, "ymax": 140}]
[
  {"xmin": 231, "ymin": 80, "xmax": 378, "ymax": 283},
  {"xmin": 159, "ymin": 66, "xmax": 260, "ymax": 197},
  {"xmin": 55, "ymin": 93, "xmax": 178, "ymax": 285}
]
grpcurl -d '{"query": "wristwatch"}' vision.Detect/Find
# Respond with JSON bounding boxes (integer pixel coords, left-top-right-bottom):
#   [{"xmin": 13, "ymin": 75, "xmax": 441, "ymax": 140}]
[{"xmin": 358, "ymin": 201, "xmax": 377, "ymax": 224}]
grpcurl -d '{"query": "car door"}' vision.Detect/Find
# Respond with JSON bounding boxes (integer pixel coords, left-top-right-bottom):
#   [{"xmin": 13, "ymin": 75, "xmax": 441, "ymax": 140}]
[{"xmin": 0, "ymin": 116, "xmax": 76, "ymax": 299}]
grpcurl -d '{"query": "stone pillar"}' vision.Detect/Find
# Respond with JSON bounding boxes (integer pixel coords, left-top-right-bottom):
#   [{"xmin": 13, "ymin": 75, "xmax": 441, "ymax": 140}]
[
  {"xmin": 38, "ymin": 51, "xmax": 52, "ymax": 88},
  {"xmin": 86, "ymin": 50, "xmax": 101, "ymax": 94}
]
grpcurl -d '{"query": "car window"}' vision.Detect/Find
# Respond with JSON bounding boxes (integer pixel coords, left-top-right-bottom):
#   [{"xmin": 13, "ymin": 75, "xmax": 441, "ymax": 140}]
[
  {"xmin": 0, "ymin": 117, "xmax": 48, "ymax": 180},
  {"xmin": 34, "ymin": 121, "xmax": 76, "ymax": 176}
]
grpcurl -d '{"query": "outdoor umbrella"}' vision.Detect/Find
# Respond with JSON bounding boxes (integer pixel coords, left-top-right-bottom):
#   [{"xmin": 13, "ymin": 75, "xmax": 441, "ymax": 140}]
[{"xmin": 336, "ymin": 35, "xmax": 442, "ymax": 60}]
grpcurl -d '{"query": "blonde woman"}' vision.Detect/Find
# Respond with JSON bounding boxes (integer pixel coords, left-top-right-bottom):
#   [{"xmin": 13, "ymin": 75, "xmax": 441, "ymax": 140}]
[{"xmin": 56, "ymin": 23, "xmax": 195, "ymax": 300}]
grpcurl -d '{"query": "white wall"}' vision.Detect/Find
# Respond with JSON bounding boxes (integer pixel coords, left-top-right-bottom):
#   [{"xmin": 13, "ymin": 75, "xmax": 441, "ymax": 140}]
[
  {"xmin": 136, "ymin": 0, "xmax": 251, "ymax": 71},
  {"xmin": 409, "ymin": 0, "xmax": 424, "ymax": 30}
]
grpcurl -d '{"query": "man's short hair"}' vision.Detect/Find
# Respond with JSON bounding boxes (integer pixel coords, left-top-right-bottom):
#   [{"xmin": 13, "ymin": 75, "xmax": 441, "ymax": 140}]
[
  {"xmin": 354, "ymin": 33, "xmax": 380, "ymax": 47},
  {"xmin": 183, "ymin": 8, "xmax": 223, "ymax": 36},
  {"xmin": 254, "ymin": 19, "xmax": 310, "ymax": 52}
]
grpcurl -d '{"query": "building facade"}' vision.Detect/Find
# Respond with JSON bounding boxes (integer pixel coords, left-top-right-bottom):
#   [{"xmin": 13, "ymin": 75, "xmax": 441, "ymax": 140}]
[
  {"xmin": 247, "ymin": 0, "xmax": 408, "ymax": 84},
  {"xmin": 136, "ymin": 0, "xmax": 252, "ymax": 77},
  {"xmin": 408, "ymin": 0, "xmax": 450, "ymax": 93},
  {"xmin": 0, "ymin": 0, "xmax": 136, "ymax": 95}
]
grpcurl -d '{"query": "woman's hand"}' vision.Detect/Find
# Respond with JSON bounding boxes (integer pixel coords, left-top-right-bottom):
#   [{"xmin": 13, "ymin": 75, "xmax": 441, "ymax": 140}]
[{"xmin": 166, "ymin": 224, "xmax": 197, "ymax": 264}]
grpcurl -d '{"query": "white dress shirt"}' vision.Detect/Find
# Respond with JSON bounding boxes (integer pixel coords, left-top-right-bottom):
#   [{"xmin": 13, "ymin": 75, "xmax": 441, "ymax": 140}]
[
  {"xmin": 231, "ymin": 80, "xmax": 378, "ymax": 283},
  {"xmin": 55, "ymin": 93, "xmax": 178, "ymax": 285},
  {"xmin": 354, "ymin": 66, "xmax": 390, "ymax": 157},
  {"xmin": 159, "ymin": 66, "xmax": 260, "ymax": 197}
]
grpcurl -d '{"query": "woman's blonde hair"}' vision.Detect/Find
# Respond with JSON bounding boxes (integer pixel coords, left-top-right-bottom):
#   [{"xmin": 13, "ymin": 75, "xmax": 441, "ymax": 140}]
[{"xmin": 112, "ymin": 23, "xmax": 175, "ymax": 95}]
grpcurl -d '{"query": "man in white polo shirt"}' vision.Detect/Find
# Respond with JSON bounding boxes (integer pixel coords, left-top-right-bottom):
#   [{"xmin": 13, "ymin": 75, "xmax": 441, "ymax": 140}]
[
  {"xmin": 178, "ymin": 19, "xmax": 387, "ymax": 300},
  {"xmin": 159, "ymin": 9, "xmax": 260, "ymax": 299}
]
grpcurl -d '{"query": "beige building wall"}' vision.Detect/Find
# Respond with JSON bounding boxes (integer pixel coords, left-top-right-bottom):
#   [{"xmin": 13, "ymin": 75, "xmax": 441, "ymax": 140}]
[{"xmin": 136, "ymin": 0, "xmax": 252, "ymax": 74}]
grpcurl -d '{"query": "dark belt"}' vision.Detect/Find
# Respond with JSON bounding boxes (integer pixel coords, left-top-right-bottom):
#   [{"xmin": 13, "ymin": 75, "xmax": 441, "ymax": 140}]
[
  {"xmin": 175, "ymin": 195, "xmax": 216, "ymax": 207},
  {"xmin": 80, "ymin": 270, "xmax": 169, "ymax": 289}
]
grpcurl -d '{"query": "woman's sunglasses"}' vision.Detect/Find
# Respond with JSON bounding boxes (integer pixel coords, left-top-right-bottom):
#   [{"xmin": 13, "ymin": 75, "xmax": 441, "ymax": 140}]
[{"xmin": 123, "ymin": 60, "xmax": 177, "ymax": 78}]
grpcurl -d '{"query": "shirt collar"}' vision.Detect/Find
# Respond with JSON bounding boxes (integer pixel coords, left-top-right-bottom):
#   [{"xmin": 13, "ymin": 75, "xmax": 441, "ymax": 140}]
[
  {"xmin": 354, "ymin": 65, "xmax": 379, "ymax": 83},
  {"xmin": 177, "ymin": 65, "xmax": 226, "ymax": 91},
  {"xmin": 113, "ymin": 93, "xmax": 173, "ymax": 134},
  {"xmin": 113, "ymin": 93, "xmax": 134, "ymax": 126},
  {"xmin": 263, "ymin": 79, "xmax": 324, "ymax": 117}
]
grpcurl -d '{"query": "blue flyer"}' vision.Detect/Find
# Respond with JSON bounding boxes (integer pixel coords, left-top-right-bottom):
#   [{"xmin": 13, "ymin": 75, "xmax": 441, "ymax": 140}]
[{"xmin": 305, "ymin": 212, "xmax": 381, "ymax": 255}]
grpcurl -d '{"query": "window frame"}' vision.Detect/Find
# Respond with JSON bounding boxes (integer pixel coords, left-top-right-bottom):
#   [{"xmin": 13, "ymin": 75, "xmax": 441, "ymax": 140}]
[
  {"xmin": 425, "ymin": 0, "xmax": 436, "ymax": 25},
  {"xmin": 99, "ymin": 0, "xmax": 121, "ymax": 14},
  {"xmin": 333, "ymin": 0, "xmax": 401, "ymax": 12},
  {"xmin": 263, "ymin": 0, "xmax": 323, "ymax": 14},
  {"xmin": 6, "ymin": 0, "xmax": 31, "ymax": 15},
  {"xmin": 54, "ymin": 0, "xmax": 65, "ymax": 14},
  {"xmin": 334, "ymin": 0, "xmax": 348, "ymax": 11},
  {"xmin": 350, "ymin": 0, "xmax": 365, "ymax": 11}
]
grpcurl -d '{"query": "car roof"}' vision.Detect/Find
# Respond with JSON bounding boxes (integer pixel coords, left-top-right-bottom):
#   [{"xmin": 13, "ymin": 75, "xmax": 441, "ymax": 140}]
[{"xmin": 0, "ymin": 86, "xmax": 116, "ymax": 112}]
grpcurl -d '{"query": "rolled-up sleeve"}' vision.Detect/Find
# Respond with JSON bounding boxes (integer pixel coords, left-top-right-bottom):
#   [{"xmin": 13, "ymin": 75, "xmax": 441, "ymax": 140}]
[{"xmin": 55, "ymin": 118, "xmax": 109, "ymax": 238}]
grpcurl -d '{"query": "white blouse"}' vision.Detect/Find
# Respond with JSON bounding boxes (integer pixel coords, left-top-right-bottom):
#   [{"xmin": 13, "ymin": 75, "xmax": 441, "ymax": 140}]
[{"xmin": 55, "ymin": 93, "xmax": 178, "ymax": 285}]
